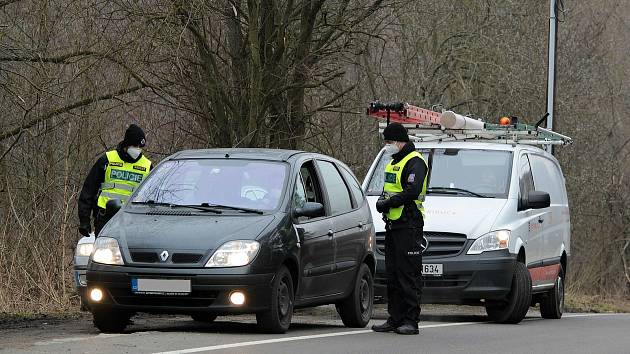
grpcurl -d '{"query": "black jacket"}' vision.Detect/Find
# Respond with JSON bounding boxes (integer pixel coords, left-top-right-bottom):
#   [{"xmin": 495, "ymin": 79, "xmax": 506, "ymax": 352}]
[
  {"xmin": 385, "ymin": 142, "xmax": 428, "ymax": 229},
  {"xmin": 78, "ymin": 142, "xmax": 148, "ymax": 225}
]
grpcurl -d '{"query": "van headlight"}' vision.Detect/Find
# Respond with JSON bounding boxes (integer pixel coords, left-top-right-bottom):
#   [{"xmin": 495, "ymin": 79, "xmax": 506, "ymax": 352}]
[
  {"xmin": 91, "ymin": 237, "xmax": 124, "ymax": 265},
  {"xmin": 205, "ymin": 240, "xmax": 260, "ymax": 267},
  {"xmin": 467, "ymin": 230, "xmax": 510, "ymax": 255},
  {"xmin": 75, "ymin": 243, "xmax": 94, "ymax": 257}
]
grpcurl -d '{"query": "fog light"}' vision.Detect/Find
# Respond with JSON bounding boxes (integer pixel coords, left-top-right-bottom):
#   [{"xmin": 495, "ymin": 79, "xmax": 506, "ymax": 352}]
[
  {"xmin": 90, "ymin": 288, "xmax": 103, "ymax": 302},
  {"xmin": 229, "ymin": 291, "xmax": 245, "ymax": 305}
]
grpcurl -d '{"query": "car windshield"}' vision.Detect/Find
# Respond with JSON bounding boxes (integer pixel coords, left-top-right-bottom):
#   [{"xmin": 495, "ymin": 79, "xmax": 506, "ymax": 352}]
[
  {"xmin": 132, "ymin": 159, "xmax": 288, "ymax": 211},
  {"xmin": 365, "ymin": 148, "xmax": 513, "ymax": 198}
]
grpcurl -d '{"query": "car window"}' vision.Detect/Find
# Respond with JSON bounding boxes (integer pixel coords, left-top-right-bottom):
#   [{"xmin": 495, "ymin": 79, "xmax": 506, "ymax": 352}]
[
  {"xmin": 132, "ymin": 159, "xmax": 287, "ymax": 211},
  {"xmin": 529, "ymin": 154, "xmax": 566, "ymax": 205},
  {"xmin": 339, "ymin": 166, "xmax": 364, "ymax": 209},
  {"xmin": 293, "ymin": 173, "xmax": 308, "ymax": 209},
  {"xmin": 519, "ymin": 154, "xmax": 535, "ymax": 210},
  {"xmin": 316, "ymin": 160, "xmax": 353, "ymax": 215},
  {"xmin": 300, "ymin": 161, "xmax": 324, "ymax": 205}
]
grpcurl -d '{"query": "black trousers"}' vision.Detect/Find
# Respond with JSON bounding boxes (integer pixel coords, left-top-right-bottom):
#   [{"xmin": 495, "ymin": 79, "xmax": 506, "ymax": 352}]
[{"xmin": 385, "ymin": 226, "xmax": 423, "ymax": 327}]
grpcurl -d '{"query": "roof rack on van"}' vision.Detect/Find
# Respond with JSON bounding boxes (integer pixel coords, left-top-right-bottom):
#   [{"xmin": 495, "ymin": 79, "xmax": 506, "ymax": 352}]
[{"xmin": 367, "ymin": 101, "xmax": 573, "ymax": 146}]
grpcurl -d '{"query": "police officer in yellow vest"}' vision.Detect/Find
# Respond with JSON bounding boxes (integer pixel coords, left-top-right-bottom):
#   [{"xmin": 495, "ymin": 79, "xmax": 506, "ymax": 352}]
[
  {"xmin": 78, "ymin": 124, "xmax": 152, "ymax": 237},
  {"xmin": 371, "ymin": 123, "xmax": 428, "ymax": 335}
]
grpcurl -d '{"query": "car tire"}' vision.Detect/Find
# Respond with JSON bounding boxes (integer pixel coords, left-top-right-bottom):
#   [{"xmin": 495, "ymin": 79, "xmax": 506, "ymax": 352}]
[
  {"xmin": 540, "ymin": 264, "xmax": 564, "ymax": 319},
  {"xmin": 92, "ymin": 308, "xmax": 131, "ymax": 333},
  {"xmin": 256, "ymin": 265, "xmax": 294, "ymax": 333},
  {"xmin": 485, "ymin": 261, "xmax": 531, "ymax": 324},
  {"xmin": 191, "ymin": 314, "xmax": 218, "ymax": 323},
  {"xmin": 335, "ymin": 263, "xmax": 374, "ymax": 328}
]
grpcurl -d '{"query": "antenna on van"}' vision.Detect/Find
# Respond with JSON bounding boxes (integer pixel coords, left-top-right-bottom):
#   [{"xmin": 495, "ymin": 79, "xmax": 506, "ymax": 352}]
[{"xmin": 366, "ymin": 101, "xmax": 573, "ymax": 146}]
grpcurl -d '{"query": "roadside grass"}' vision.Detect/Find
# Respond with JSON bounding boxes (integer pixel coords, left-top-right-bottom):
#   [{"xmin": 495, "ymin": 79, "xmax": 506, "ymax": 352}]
[{"xmin": 565, "ymin": 293, "xmax": 630, "ymax": 313}]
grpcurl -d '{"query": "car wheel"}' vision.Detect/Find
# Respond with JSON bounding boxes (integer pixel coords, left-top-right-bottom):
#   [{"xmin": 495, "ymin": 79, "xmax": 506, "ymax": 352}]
[
  {"xmin": 191, "ymin": 313, "xmax": 218, "ymax": 323},
  {"xmin": 540, "ymin": 264, "xmax": 564, "ymax": 319},
  {"xmin": 485, "ymin": 261, "xmax": 532, "ymax": 324},
  {"xmin": 256, "ymin": 265, "xmax": 294, "ymax": 333},
  {"xmin": 335, "ymin": 263, "xmax": 374, "ymax": 328},
  {"xmin": 92, "ymin": 308, "xmax": 131, "ymax": 333}
]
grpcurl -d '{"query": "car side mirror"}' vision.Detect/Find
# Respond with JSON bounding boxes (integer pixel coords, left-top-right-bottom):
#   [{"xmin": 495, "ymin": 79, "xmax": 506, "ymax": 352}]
[
  {"xmin": 294, "ymin": 202, "xmax": 325, "ymax": 219},
  {"xmin": 527, "ymin": 191, "xmax": 550, "ymax": 209},
  {"xmin": 105, "ymin": 199, "xmax": 122, "ymax": 217}
]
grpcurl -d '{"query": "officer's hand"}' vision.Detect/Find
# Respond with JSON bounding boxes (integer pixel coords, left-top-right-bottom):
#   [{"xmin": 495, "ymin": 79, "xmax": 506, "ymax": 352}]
[
  {"xmin": 78, "ymin": 222, "xmax": 91, "ymax": 237},
  {"xmin": 375, "ymin": 197, "xmax": 390, "ymax": 213}
]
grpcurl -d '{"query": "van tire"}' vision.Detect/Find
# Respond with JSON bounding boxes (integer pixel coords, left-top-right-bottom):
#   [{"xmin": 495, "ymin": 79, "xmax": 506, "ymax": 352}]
[
  {"xmin": 485, "ymin": 261, "xmax": 531, "ymax": 324},
  {"xmin": 540, "ymin": 265, "xmax": 564, "ymax": 319},
  {"xmin": 191, "ymin": 314, "xmax": 218, "ymax": 323},
  {"xmin": 256, "ymin": 265, "xmax": 294, "ymax": 333},
  {"xmin": 336, "ymin": 264, "xmax": 374, "ymax": 328},
  {"xmin": 92, "ymin": 308, "xmax": 131, "ymax": 333}
]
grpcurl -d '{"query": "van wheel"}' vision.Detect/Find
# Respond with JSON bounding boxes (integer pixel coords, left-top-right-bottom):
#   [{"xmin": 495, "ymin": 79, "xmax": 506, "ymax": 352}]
[
  {"xmin": 540, "ymin": 265, "xmax": 564, "ymax": 319},
  {"xmin": 336, "ymin": 264, "xmax": 374, "ymax": 328},
  {"xmin": 92, "ymin": 308, "xmax": 131, "ymax": 333},
  {"xmin": 485, "ymin": 261, "xmax": 531, "ymax": 324},
  {"xmin": 256, "ymin": 265, "xmax": 294, "ymax": 333},
  {"xmin": 191, "ymin": 314, "xmax": 218, "ymax": 323}
]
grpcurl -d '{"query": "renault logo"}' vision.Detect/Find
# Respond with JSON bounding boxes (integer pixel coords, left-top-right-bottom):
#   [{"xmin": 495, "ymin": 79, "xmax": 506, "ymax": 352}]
[{"xmin": 160, "ymin": 250, "xmax": 169, "ymax": 262}]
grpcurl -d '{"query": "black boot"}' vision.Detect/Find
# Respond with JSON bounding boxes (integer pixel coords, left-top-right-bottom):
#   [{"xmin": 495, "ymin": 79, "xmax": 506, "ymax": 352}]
[
  {"xmin": 371, "ymin": 320, "xmax": 398, "ymax": 332},
  {"xmin": 394, "ymin": 324, "xmax": 419, "ymax": 335}
]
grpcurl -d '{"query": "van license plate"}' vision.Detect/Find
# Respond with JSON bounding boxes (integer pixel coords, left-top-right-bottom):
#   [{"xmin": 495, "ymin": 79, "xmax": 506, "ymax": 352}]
[
  {"xmin": 131, "ymin": 278, "xmax": 191, "ymax": 295},
  {"xmin": 422, "ymin": 264, "xmax": 443, "ymax": 276}
]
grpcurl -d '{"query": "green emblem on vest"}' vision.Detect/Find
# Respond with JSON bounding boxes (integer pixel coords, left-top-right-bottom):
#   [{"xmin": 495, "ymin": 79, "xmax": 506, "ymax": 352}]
[
  {"xmin": 110, "ymin": 169, "xmax": 144, "ymax": 183},
  {"xmin": 385, "ymin": 172, "xmax": 397, "ymax": 184}
]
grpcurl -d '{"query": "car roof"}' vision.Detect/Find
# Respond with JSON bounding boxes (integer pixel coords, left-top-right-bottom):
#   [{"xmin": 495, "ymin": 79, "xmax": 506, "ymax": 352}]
[{"xmin": 167, "ymin": 148, "xmax": 318, "ymax": 162}]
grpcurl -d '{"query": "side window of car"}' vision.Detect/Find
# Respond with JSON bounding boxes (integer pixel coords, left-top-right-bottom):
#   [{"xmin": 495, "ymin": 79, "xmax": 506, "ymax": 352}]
[
  {"xmin": 300, "ymin": 161, "xmax": 324, "ymax": 204},
  {"xmin": 529, "ymin": 154, "xmax": 563, "ymax": 205},
  {"xmin": 339, "ymin": 166, "xmax": 364, "ymax": 209},
  {"xmin": 293, "ymin": 173, "xmax": 308, "ymax": 209},
  {"xmin": 316, "ymin": 160, "xmax": 353, "ymax": 215},
  {"xmin": 519, "ymin": 154, "xmax": 535, "ymax": 210}
]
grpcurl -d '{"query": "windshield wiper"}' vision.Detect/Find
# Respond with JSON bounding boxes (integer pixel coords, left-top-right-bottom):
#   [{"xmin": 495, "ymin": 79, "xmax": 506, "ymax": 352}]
[
  {"xmin": 132, "ymin": 200, "xmax": 222, "ymax": 213},
  {"xmin": 201, "ymin": 202, "xmax": 264, "ymax": 215},
  {"xmin": 427, "ymin": 187, "xmax": 492, "ymax": 198}
]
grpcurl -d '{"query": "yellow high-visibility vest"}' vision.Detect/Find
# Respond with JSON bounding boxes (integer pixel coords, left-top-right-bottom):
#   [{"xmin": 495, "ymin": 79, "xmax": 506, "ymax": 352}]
[
  {"xmin": 97, "ymin": 150, "xmax": 151, "ymax": 209},
  {"xmin": 383, "ymin": 151, "xmax": 428, "ymax": 220}
]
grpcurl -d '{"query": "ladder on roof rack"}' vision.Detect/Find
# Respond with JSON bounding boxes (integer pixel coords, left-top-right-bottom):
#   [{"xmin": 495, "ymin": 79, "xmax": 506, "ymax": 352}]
[{"xmin": 367, "ymin": 101, "xmax": 573, "ymax": 146}]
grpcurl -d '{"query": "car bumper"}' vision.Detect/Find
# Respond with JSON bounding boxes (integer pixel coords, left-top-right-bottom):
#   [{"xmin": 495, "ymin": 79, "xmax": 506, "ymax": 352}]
[
  {"xmin": 86, "ymin": 263, "xmax": 275, "ymax": 314},
  {"xmin": 374, "ymin": 248, "xmax": 516, "ymax": 304},
  {"xmin": 74, "ymin": 265, "xmax": 89, "ymax": 309}
]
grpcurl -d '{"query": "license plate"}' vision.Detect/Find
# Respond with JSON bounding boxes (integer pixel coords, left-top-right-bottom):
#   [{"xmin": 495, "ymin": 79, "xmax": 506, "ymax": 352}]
[
  {"xmin": 131, "ymin": 278, "xmax": 191, "ymax": 295},
  {"xmin": 422, "ymin": 264, "xmax": 443, "ymax": 276}
]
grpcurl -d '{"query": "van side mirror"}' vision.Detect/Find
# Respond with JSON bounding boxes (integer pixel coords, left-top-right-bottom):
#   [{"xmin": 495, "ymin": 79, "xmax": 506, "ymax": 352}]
[
  {"xmin": 527, "ymin": 191, "xmax": 550, "ymax": 209},
  {"xmin": 105, "ymin": 199, "xmax": 122, "ymax": 217},
  {"xmin": 294, "ymin": 202, "xmax": 325, "ymax": 218}
]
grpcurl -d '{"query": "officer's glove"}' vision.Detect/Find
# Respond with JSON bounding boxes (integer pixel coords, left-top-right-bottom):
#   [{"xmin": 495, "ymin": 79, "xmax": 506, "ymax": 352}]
[
  {"xmin": 375, "ymin": 197, "xmax": 390, "ymax": 213},
  {"xmin": 78, "ymin": 222, "xmax": 92, "ymax": 237}
]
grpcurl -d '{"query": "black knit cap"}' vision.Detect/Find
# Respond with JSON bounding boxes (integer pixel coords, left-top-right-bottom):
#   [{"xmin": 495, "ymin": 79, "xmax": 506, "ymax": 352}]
[
  {"xmin": 123, "ymin": 124, "xmax": 146, "ymax": 147},
  {"xmin": 382, "ymin": 123, "xmax": 409, "ymax": 142}
]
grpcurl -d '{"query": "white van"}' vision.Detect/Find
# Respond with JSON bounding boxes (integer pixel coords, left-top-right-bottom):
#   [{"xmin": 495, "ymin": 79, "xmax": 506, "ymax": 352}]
[{"xmin": 363, "ymin": 141, "xmax": 570, "ymax": 324}]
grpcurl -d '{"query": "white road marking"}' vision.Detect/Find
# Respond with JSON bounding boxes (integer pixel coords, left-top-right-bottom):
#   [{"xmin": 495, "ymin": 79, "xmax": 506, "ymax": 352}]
[{"xmin": 152, "ymin": 322, "xmax": 478, "ymax": 354}]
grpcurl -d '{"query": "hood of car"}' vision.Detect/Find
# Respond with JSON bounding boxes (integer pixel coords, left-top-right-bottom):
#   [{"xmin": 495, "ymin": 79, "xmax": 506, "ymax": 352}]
[{"xmin": 101, "ymin": 209, "xmax": 276, "ymax": 252}]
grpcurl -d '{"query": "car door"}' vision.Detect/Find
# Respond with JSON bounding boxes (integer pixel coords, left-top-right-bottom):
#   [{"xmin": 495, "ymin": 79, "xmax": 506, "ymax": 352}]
[
  {"xmin": 292, "ymin": 160, "xmax": 335, "ymax": 299},
  {"xmin": 518, "ymin": 153, "xmax": 543, "ymax": 267},
  {"xmin": 316, "ymin": 160, "xmax": 369, "ymax": 295}
]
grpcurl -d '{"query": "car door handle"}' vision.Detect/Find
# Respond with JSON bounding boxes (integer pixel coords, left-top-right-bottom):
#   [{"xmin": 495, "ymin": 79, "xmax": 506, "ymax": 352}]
[{"xmin": 327, "ymin": 229, "xmax": 334, "ymax": 237}]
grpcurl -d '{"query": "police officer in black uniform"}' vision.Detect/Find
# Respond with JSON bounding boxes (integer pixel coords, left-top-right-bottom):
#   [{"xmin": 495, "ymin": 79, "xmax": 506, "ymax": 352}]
[{"xmin": 371, "ymin": 123, "xmax": 429, "ymax": 335}]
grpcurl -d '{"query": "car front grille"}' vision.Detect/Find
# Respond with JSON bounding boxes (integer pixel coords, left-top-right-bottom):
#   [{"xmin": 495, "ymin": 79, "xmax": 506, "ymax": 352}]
[
  {"xmin": 375, "ymin": 231, "xmax": 467, "ymax": 257},
  {"xmin": 130, "ymin": 251, "xmax": 204, "ymax": 264},
  {"xmin": 109, "ymin": 288, "xmax": 219, "ymax": 307},
  {"xmin": 422, "ymin": 273, "xmax": 473, "ymax": 287}
]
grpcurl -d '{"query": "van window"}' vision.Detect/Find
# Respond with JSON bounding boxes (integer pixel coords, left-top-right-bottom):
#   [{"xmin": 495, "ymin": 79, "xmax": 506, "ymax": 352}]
[
  {"xmin": 519, "ymin": 154, "xmax": 535, "ymax": 210},
  {"xmin": 317, "ymin": 160, "xmax": 353, "ymax": 215},
  {"xmin": 529, "ymin": 154, "xmax": 566, "ymax": 205}
]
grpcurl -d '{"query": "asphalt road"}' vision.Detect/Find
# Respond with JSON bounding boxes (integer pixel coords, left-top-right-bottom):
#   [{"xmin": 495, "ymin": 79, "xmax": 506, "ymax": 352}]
[{"xmin": 2, "ymin": 307, "xmax": 630, "ymax": 354}]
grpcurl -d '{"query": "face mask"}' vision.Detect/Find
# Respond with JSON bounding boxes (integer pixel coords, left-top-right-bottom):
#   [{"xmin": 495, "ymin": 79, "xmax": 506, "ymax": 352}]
[
  {"xmin": 383, "ymin": 143, "xmax": 400, "ymax": 154},
  {"xmin": 127, "ymin": 147, "xmax": 142, "ymax": 159}
]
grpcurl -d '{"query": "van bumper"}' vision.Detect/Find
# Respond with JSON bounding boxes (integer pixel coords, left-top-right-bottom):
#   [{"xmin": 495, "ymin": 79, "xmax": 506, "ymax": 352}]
[
  {"xmin": 374, "ymin": 249, "xmax": 516, "ymax": 305},
  {"xmin": 86, "ymin": 263, "xmax": 274, "ymax": 314}
]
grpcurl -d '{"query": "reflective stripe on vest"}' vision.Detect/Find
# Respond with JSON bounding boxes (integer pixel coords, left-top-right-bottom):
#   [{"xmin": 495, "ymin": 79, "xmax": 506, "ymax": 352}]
[
  {"xmin": 383, "ymin": 150, "xmax": 428, "ymax": 221},
  {"xmin": 97, "ymin": 150, "xmax": 151, "ymax": 209}
]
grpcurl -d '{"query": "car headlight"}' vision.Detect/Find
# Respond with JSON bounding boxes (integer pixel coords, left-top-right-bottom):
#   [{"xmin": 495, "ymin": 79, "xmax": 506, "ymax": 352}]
[
  {"xmin": 205, "ymin": 240, "xmax": 260, "ymax": 267},
  {"xmin": 467, "ymin": 230, "xmax": 511, "ymax": 255},
  {"xmin": 75, "ymin": 243, "xmax": 94, "ymax": 257},
  {"xmin": 91, "ymin": 237, "xmax": 124, "ymax": 265}
]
